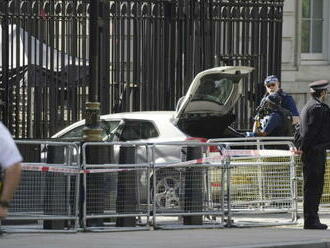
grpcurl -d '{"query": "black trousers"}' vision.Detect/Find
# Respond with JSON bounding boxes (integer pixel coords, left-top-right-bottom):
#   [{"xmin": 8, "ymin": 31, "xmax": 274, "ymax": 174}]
[{"xmin": 302, "ymin": 148, "xmax": 326, "ymax": 222}]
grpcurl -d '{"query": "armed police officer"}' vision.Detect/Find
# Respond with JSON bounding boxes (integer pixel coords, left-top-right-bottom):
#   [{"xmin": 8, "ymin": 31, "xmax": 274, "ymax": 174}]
[
  {"xmin": 258, "ymin": 75, "xmax": 300, "ymax": 125},
  {"xmin": 300, "ymin": 80, "xmax": 330, "ymax": 230},
  {"xmin": 247, "ymin": 92, "xmax": 292, "ymax": 137}
]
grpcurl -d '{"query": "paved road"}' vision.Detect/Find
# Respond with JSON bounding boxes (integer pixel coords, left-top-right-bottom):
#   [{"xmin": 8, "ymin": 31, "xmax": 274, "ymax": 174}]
[
  {"xmin": 1, "ymin": 227, "xmax": 330, "ymax": 248},
  {"xmin": 1, "ymin": 215, "xmax": 330, "ymax": 248}
]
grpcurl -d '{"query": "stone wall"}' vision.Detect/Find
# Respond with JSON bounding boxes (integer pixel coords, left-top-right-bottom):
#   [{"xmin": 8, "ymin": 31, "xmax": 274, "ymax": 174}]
[{"xmin": 281, "ymin": 0, "xmax": 330, "ymax": 113}]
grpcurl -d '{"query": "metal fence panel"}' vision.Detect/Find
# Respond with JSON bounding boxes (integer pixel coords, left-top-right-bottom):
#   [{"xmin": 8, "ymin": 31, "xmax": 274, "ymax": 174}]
[
  {"xmin": 152, "ymin": 164, "xmax": 226, "ymax": 229},
  {"xmin": 1, "ymin": 140, "xmax": 80, "ymax": 233},
  {"xmin": 295, "ymin": 152, "xmax": 330, "ymax": 210},
  {"xmin": 207, "ymin": 138, "xmax": 298, "ymax": 227},
  {"xmin": 81, "ymin": 142, "xmax": 151, "ymax": 231},
  {"xmin": 150, "ymin": 142, "xmax": 227, "ymax": 229},
  {"xmin": 3, "ymin": 138, "xmax": 305, "ymax": 232}
]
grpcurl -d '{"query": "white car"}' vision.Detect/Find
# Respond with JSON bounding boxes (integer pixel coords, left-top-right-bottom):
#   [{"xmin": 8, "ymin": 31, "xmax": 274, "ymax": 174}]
[
  {"xmin": 51, "ymin": 66, "xmax": 254, "ymax": 208},
  {"xmin": 54, "ymin": 66, "xmax": 254, "ymax": 143}
]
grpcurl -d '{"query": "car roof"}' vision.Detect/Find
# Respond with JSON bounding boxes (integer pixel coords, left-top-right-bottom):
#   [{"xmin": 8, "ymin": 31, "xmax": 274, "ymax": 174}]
[{"xmin": 101, "ymin": 111, "xmax": 176, "ymax": 120}]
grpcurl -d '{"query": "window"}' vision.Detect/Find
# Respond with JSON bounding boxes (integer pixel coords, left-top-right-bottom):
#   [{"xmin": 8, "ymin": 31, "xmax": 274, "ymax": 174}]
[
  {"xmin": 301, "ymin": 0, "xmax": 329, "ymax": 61},
  {"xmin": 120, "ymin": 121, "xmax": 158, "ymax": 141},
  {"xmin": 193, "ymin": 75, "xmax": 235, "ymax": 105},
  {"xmin": 61, "ymin": 120, "xmax": 120, "ymax": 140},
  {"xmin": 61, "ymin": 125, "xmax": 85, "ymax": 139}
]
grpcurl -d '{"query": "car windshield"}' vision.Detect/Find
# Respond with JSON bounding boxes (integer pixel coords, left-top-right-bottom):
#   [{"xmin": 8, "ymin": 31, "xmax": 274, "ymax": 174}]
[
  {"xmin": 60, "ymin": 120, "xmax": 121, "ymax": 139},
  {"xmin": 192, "ymin": 75, "xmax": 235, "ymax": 105}
]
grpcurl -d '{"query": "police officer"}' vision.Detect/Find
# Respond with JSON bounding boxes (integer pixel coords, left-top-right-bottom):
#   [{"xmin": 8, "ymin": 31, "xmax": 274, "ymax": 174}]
[
  {"xmin": 0, "ymin": 121, "xmax": 22, "ymax": 220},
  {"xmin": 259, "ymin": 75, "xmax": 300, "ymax": 125},
  {"xmin": 300, "ymin": 80, "xmax": 330, "ymax": 230},
  {"xmin": 248, "ymin": 93, "xmax": 292, "ymax": 137}
]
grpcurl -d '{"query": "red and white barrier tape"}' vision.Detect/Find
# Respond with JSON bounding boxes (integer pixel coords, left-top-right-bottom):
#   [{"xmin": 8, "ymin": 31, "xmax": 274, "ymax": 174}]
[
  {"xmin": 22, "ymin": 164, "xmax": 80, "ymax": 174},
  {"xmin": 82, "ymin": 167, "xmax": 146, "ymax": 174},
  {"xmin": 154, "ymin": 156, "xmax": 224, "ymax": 169},
  {"xmin": 155, "ymin": 149, "xmax": 295, "ymax": 168},
  {"xmin": 21, "ymin": 149, "xmax": 296, "ymax": 174},
  {"xmin": 22, "ymin": 163, "xmax": 146, "ymax": 174}
]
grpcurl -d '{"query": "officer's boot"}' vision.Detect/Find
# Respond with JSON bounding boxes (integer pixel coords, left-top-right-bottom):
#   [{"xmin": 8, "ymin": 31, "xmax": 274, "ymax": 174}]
[{"xmin": 304, "ymin": 215, "xmax": 328, "ymax": 230}]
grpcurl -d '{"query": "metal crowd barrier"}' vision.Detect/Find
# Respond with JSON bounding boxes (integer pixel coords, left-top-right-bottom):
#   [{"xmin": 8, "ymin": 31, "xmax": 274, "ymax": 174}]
[
  {"xmin": 4, "ymin": 137, "xmax": 313, "ymax": 232},
  {"xmin": 321, "ymin": 152, "xmax": 330, "ymax": 206},
  {"xmin": 81, "ymin": 142, "xmax": 151, "ymax": 231},
  {"xmin": 208, "ymin": 138, "xmax": 298, "ymax": 227},
  {"xmin": 150, "ymin": 143, "xmax": 227, "ymax": 229},
  {"xmin": 294, "ymin": 151, "xmax": 330, "ymax": 212},
  {"xmin": 237, "ymin": 137, "xmax": 330, "ymax": 212},
  {"xmin": 1, "ymin": 140, "xmax": 80, "ymax": 233},
  {"xmin": 80, "ymin": 141, "xmax": 229, "ymax": 230}
]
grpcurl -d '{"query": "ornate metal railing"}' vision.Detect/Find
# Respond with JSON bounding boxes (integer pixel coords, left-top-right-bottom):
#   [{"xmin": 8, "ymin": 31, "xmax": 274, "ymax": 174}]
[{"xmin": 0, "ymin": 0, "xmax": 284, "ymax": 138}]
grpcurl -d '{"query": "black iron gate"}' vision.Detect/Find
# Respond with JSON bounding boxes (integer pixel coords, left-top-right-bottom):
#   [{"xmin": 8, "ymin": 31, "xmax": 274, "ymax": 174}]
[{"xmin": 0, "ymin": 0, "xmax": 284, "ymax": 138}]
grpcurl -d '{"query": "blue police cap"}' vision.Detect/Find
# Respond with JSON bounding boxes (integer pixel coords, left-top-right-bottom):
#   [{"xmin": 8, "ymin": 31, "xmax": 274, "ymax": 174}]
[
  {"xmin": 309, "ymin": 80, "xmax": 329, "ymax": 92},
  {"xmin": 264, "ymin": 75, "xmax": 279, "ymax": 85}
]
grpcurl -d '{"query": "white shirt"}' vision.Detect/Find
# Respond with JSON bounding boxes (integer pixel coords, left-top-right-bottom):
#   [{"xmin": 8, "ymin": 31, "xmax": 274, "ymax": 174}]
[{"xmin": 0, "ymin": 122, "xmax": 23, "ymax": 169}]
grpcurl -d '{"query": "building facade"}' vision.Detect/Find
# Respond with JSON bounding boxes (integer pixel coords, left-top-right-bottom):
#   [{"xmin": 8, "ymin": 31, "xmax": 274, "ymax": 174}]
[{"xmin": 282, "ymin": 0, "xmax": 330, "ymax": 111}]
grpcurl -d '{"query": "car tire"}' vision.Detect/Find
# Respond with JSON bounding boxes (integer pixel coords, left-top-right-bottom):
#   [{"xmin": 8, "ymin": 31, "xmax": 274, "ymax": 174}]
[{"xmin": 150, "ymin": 168, "xmax": 183, "ymax": 210}]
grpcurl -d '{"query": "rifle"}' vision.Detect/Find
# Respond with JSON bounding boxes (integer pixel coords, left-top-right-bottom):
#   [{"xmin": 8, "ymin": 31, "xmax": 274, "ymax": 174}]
[{"xmin": 253, "ymin": 99, "xmax": 271, "ymax": 132}]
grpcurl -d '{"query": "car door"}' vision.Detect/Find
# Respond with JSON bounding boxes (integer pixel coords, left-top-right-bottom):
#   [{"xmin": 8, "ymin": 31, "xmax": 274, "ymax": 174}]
[
  {"xmin": 108, "ymin": 119, "xmax": 161, "ymax": 163},
  {"xmin": 174, "ymin": 66, "xmax": 254, "ymax": 138}
]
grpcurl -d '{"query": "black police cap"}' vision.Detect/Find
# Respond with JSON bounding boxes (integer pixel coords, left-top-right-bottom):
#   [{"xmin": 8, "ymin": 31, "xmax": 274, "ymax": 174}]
[
  {"xmin": 309, "ymin": 80, "xmax": 329, "ymax": 92},
  {"xmin": 266, "ymin": 93, "xmax": 281, "ymax": 106}
]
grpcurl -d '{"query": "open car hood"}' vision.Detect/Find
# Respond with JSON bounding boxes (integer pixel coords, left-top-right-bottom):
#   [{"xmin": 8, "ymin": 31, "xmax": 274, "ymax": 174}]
[{"xmin": 174, "ymin": 66, "xmax": 254, "ymax": 123}]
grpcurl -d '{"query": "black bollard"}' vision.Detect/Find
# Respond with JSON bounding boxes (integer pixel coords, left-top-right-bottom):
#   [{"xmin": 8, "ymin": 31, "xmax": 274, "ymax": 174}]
[
  {"xmin": 85, "ymin": 145, "xmax": 112, "ymax": 227},
  {"xmin": 183, "ymin": 146, "xmax": 203, "ymax": 225},
  {"xmin": 44, "ymin": 145, "xmax": 66, "ymax": 229},
  {"xmin": 116, "ymin": 146, "xmax": 137, "ymax": 227}
]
